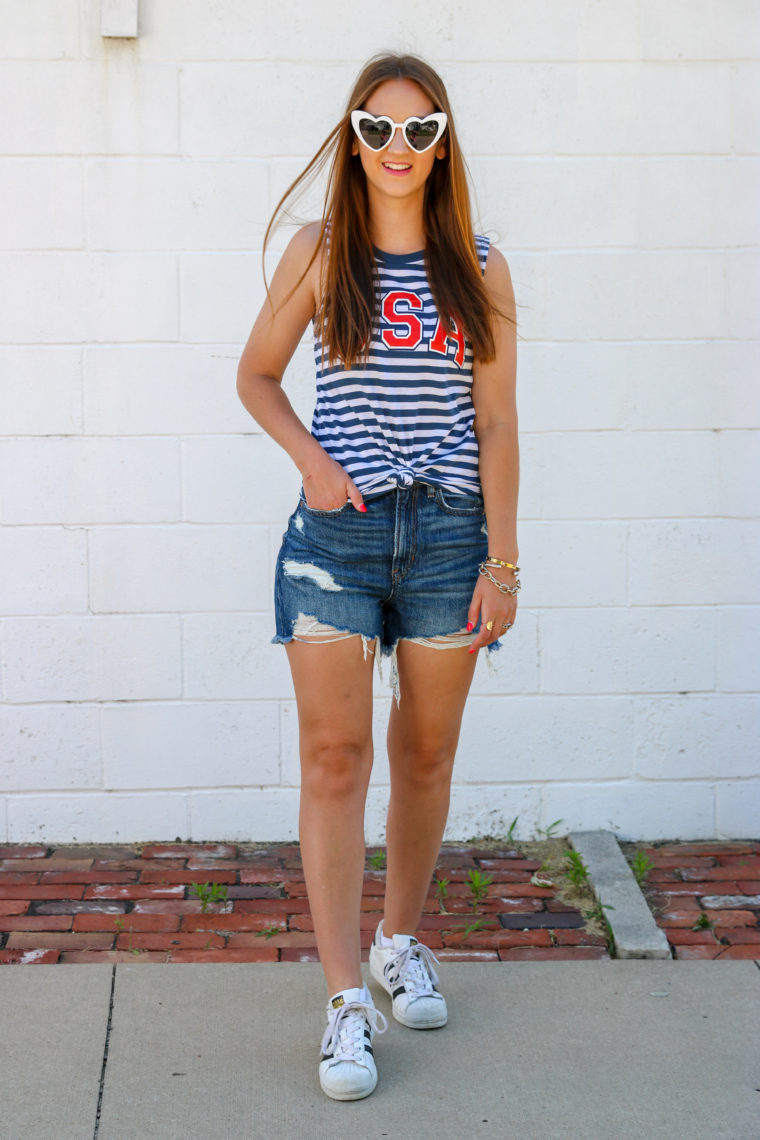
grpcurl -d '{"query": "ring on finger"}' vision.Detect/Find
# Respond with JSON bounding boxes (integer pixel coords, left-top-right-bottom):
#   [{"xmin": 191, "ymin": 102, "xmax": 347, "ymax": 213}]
[{"xmin": 485, "ymin": 619, "xmax": 494, "ymax": 632}]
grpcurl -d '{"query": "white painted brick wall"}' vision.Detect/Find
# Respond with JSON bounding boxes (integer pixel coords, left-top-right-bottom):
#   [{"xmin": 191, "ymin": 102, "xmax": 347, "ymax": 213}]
[
  {"xmin": 2, "ymin": 616, "xmax": 182, "ymax": 702},
  {"xmin": 0, "ymin": 438, "xmax": 181, "ymax": 524},
  {"xmin": 0, "ymin": 526, "xmax": 88, "ymax": 616},
  {"xmin": 101, "ymin": 701, "xmax": 281, "ymax": 788},
  {"xmin": 88, "ymin": 525, "xmax": 271, "ymax": 613},
  {"xmin": 540, "ymin": 608, "xmax": 718, "ymax": 695},
  {"xmin": 0, "ymin": 704, "xmax": 101, "ymax": 790},
  {"xmin": 82, "ymin": 347, "xmax": 255, "ymax": 436},
  {"xmin": 717, "ymin": 609, "xmax": 760, "ymax": 692},
  {"xmin": 1, "ymin": 348, "xmax": 83, "ymax": 434},
  {"xmin": 1, "ymin": 1, "xmax": 757, "ymax": 845},
  {"xmin": 0, "ymin": 254, "xmax": 178, "ymax": 342},
  {"xmin": 634, "ymin": 696, "xmax": 760, "ymax": 780},
  {"xmin": 182, "ymin": 615, "xmax": 294, "ymax": 701}
]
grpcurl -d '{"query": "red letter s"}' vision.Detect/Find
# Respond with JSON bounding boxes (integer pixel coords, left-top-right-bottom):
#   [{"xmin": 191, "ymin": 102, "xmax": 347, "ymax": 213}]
[{"xmin": 381, "ymin": 291, "xmax": 423, "ymax": 349}]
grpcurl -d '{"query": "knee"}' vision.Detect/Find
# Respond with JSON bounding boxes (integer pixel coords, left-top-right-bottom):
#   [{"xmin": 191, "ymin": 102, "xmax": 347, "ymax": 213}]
[
  {"xmin": 395, "ymin": 742, "xmax": 455, "ymax": 788},
  {"xmin": 301, "ymin": 737, "xmax": 372, "ymax": 800}
]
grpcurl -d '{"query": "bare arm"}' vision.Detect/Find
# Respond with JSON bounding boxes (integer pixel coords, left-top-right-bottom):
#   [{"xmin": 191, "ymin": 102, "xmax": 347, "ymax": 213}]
[
  {"xmin": 236, "ymin": 223, "xmax": 365, "ymax": 511},
  {"xmin": 467, "ymin": 245, "xmax": 519, "ymax": 651}
]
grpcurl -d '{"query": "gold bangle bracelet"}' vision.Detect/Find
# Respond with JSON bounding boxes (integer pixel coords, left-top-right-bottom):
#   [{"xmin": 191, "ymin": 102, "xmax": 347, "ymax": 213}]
[{"xmin": 485, "ymin": 558, "xmax": 520, "ymax": 572}]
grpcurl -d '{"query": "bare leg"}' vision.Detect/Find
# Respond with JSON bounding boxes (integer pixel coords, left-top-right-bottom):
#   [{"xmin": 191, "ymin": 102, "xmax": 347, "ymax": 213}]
[
  {"xmin": 285, "ymin": 636, "xmax": 375, "ymax": 996},
  {"xmin": 383, "ymin": 640, "xmax": 478, "ymax": 938}
]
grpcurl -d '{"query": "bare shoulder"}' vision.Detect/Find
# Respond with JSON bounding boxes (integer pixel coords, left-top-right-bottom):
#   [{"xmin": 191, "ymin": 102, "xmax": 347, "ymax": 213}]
[
  {"xmin": 269, "ymin": 221, "xmax": 325, "ymax": 313},
  {"xmin": 483, "ymin": 243, "xmax": 515, "ymax": 319},
  {"xmin": 483, "ymin": 244, "xmax": 513, "ymax": 289},
  {"xmin": 281, "ymin": 221, "xmax": 324, "ymax": 276},
  {"xmin": 287, "ymin": 220, "xmax": 323, "ymax": 255}
]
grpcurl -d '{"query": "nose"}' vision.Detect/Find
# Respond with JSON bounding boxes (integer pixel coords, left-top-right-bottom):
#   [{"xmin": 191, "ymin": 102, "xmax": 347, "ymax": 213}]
[{"xmin": 387, "ymin": 125, "xmax": 409, "ymax": 155}]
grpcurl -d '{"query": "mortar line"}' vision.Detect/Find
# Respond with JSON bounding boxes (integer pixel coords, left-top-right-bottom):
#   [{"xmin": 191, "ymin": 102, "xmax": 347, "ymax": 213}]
[{"xmin": 92, "ymin": 964, "xmax": 117, "ymax": 1140}]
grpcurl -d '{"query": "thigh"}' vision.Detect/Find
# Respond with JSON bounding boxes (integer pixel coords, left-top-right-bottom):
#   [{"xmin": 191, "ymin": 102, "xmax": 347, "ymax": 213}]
[
  {"xmin": 387, "ymin": 638, "xmax": 478, "ymax": 761},
  {"xmin": 286, "ymin": 636, "xmax": 375, "ymax": 749}
]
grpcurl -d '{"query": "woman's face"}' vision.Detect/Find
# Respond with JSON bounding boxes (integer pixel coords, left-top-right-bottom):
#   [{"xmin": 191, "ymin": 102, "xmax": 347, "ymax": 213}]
[{"xmin": 351, "ymin": 78, "xmax": 447, "ymax": 203}]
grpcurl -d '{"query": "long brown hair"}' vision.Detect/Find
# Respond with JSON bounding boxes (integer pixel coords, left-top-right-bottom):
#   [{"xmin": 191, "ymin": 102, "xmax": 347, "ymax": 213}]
[{"xmin": 264, "ymin": 53, "xmax": 506, "ymax": 368}]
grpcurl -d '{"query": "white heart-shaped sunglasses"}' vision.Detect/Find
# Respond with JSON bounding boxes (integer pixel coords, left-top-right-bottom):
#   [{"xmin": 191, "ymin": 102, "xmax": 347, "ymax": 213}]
[{"xmin": 350, "ymin": 110, "xmax": 447, "ymax": 154}]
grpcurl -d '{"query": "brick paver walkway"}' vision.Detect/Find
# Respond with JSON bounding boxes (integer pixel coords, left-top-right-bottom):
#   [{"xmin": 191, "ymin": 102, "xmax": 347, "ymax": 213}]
[
  {"xmin": 624, "ymin": 841, "xmax": 760, "ymax": 961},
  {"xmin": 1, "ymin": 840, "xmax": 757, "ymax": 964},
  {"xmin": 0, "ymin": 841, "xmax": 609, "ymax": 964}
]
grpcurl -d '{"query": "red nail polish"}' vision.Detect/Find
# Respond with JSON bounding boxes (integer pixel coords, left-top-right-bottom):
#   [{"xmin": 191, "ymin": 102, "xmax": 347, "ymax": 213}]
[
  {"xmin": 359, "ymin": 504, "xmax": 367, "ymax": 512},
  {"xmin": 466, "ymin": 622, "xmax": 473, "ymax": 632}
]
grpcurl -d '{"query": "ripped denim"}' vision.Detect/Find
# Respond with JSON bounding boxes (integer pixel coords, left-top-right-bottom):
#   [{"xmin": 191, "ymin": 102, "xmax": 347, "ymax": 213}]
[{"xmin": 272, "ymin": 481, "xmax": 501, "ymax": 701}]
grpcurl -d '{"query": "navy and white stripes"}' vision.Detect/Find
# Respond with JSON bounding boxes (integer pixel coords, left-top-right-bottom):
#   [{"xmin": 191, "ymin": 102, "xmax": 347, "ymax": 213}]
[{"xmin": 310, "ymin": 235, "xmax": 491, "ymax": 499}]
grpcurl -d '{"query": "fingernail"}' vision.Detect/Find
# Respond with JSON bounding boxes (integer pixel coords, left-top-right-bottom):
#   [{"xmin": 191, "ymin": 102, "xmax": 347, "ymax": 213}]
[
  {"xmin": 359, "ymin": 504, "xmax": 367, "ymax": 512},
  {"xmin": 466, "ymin": 622, "xmax": 473, "ymax": 632},
  {"xmin": 468, "ymin": 647, "xmax": 476, "ymax": 654}
]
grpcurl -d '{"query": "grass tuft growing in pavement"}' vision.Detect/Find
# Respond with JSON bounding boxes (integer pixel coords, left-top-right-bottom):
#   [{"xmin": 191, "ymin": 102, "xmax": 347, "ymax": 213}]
[{"xmin": 190, "ymin": 882, "xmax": 228, "ymax": 912}]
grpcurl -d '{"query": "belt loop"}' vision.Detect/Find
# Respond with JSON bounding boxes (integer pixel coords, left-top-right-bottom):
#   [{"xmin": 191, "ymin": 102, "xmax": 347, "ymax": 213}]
[{"xmin": 427, "ymin": 483, "xmax": 435, "ymax": 498}]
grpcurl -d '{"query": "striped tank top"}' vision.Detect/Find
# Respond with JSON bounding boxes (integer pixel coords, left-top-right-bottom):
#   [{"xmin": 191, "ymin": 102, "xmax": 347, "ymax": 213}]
[{"xmin": 310, "ymin": 234, "xmax": 491, "ymax": 500}]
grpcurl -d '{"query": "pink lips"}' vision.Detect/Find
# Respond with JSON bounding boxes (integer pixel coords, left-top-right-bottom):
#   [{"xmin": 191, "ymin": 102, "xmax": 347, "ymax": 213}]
[{"xmin": 382, "ymin": 162, "xmax": 412, "ymax": 176}]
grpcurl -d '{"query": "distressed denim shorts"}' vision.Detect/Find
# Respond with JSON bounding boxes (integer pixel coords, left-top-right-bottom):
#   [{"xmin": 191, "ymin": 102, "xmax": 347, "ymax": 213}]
[{"xmin": 272, "ymin": 481, "xmax": 500, "ymax": 695}]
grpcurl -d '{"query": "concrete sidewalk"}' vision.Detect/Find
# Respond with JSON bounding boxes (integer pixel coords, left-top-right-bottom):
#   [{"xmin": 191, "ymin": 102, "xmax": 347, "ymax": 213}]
[{"xmin": 3, "ymin": 961, "xmax": 759, "ymax": 1139}]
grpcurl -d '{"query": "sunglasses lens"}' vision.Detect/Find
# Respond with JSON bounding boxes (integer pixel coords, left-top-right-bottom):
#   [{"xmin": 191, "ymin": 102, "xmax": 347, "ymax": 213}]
[
  {"xmin": 358, "ymin": 117, "xmax": 392, "ymax": 150},
  {"xmin": 404, "ymin": 119, "xmax": 440, "ymax": 151}
]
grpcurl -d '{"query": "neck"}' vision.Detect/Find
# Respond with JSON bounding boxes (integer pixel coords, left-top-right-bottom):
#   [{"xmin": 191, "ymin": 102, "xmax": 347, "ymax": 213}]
[{"xmin": 366, "ymin": 185, "xmax": 426, "ymax": 255}]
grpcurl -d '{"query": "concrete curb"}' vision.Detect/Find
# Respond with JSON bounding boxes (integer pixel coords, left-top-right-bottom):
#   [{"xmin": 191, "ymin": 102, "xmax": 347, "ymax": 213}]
[{"xmin": 569, "ymin": 829, "xmax": 671, "ymax": 959}]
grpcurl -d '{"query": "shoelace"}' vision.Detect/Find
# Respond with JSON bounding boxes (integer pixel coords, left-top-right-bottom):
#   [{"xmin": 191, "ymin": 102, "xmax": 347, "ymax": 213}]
[
  {"xmin": 320, "ymin": 999, "xmax": 388, "ymax": 1063},
  {"xmin": 384, "ymin": 941, "xmax": 441, "ymax": 998}
]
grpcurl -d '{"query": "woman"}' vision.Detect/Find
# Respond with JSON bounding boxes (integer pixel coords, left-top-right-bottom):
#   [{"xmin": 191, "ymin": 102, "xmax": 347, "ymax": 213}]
[{"xmin": 236, "ymin": 52, "xmax": 518, "ymax": 1101}]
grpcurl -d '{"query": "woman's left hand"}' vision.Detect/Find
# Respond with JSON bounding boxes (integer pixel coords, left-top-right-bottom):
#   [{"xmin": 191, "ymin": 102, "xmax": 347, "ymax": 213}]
[{"xmin": 466, "ymin": 570, "xmax": 518, "ymax": 654}]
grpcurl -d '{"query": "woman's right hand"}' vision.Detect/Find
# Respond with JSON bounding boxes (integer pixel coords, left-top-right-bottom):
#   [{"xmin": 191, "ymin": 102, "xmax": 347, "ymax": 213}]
[{"xmin": 301, "ymin": 448, "xmax": 366, "ymax": 512}]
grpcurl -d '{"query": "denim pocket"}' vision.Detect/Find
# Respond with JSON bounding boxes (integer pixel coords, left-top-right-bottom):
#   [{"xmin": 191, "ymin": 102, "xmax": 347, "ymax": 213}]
[
  {"xmin": 434, "ymin": 487, "xmax": 485, "ymax": 516},
  {"xmin": 298, "ymin": 494, "xmax": 352, "ymax": 517}
]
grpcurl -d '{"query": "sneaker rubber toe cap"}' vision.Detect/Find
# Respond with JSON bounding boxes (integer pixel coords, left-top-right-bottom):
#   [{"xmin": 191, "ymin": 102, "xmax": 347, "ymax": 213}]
[
  {"xmin": 394, "ymin": 991, "xmax": 447, "ymax": 1029},
  {"xmin": 319, "ymin": 1059, "xmax": 378, "ymax": 1101}
]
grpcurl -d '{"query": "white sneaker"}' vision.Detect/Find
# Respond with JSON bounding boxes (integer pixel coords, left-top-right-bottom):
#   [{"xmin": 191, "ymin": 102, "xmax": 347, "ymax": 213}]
[
  {"xmin": 318, "ymin": 984, "xmax": 388, "ymax": 1101},
  {"xmin": 369, "ymin": 923, "xmax": 448, "ymax": 1029}
]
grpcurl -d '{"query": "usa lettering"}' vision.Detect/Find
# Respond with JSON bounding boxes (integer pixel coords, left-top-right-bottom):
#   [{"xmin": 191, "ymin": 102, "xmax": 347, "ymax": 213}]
[{"xmin": 380, "ymin": 290, "xmax": 465, "ymax": 368}]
